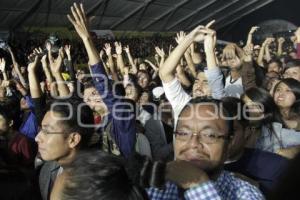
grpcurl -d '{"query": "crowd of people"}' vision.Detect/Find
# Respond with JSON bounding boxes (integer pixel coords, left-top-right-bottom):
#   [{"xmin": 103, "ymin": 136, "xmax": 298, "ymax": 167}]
[{"xmin": 1, "ymin": 2, "xmax": 300, "ymax": 200}]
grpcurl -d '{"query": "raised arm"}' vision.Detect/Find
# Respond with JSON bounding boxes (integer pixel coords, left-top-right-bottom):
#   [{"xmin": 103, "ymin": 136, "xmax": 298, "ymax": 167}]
[
  {"xmin": 48, "ymin": 47, "xmax": 70, "ymax": 98},
  {"xmin": 246, "ymin": 26, "xmax": 259, "ymax": 46},
  {"xmin": 27, "ymin": 55, "xmax": 42, "ymax": 98},
  {"xmin": 115, "ymin": 42, "xmax": 125, "ymax": 75},
  {"xmin": 68, "ymin": 3, "xmax": 136, "ymax": 158},
  {"xmin": 264, "ymin": 38, "xmax": 274, "ymax": 63},
  {"xmin": 124, "ymin": 45, "xmax": 138, "ymax": 74},
  {"xmin": 159, "ymin": 21, "xmax": 214, "ymax": 83},
  {"xmin": 144, "ymin": 59, "xmax": 159, "ymax": 79},
  {"xmin": 0, "ymin": 58, "xmax": 8, "ymax": 81},
  {"xmin": 277, "ymin": 37, "xmax": 285, "ymax": 57},
  {"xmin": 67, "ymin": 3, "xmax": 100, "ymax": 66},
  {"xmin": 176, "ymin": 62, "xmax": 191, "ymax": 88},
  {"xmin": 7, "ymin": 47, "xmax": 27, "ymax": 87},
  {"xmin": 257, "ymin": 38, "xmax": 271, "ymax": 67},
  {"xmin": 155, "ymin": 47, "xmax": 166, "ymax": 68},
  {"xmin": 103, "ymin": 43, "xmax": 118, "ymax": 81}
]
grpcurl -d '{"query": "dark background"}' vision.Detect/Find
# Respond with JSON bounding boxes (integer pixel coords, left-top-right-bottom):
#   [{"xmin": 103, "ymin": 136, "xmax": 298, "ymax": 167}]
[{"xmin": 219, "ymin": 0, "xmax": 300, "ymax": 42}]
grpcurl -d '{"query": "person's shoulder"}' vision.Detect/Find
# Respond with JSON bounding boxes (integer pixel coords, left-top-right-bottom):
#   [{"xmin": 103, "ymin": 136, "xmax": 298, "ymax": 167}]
[{"xmin": 222, "ymin": 170, "xmax": 264, "ymax": 199}]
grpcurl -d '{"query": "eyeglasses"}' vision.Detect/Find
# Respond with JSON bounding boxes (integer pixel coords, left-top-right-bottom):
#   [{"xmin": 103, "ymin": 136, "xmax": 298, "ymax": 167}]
[
  {"xmin": 38, "ymin": 127, "xmax": 65, "ymax": 135},
  {"xmin": 174, "ymin": 131, "xmax": 230, "ymax": 144}
]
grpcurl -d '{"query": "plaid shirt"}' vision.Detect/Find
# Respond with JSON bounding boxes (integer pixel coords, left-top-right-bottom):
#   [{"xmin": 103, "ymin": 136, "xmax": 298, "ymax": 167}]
[{"xmin": 147, "ymin": 170, "xmax": 264, "ymax": 200}]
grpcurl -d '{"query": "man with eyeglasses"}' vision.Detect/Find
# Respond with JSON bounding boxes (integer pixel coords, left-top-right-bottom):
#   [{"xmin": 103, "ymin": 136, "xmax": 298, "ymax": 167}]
[
  {"xmin": 35, "ymin": 99, "xmax": 95, "ymax": 200},
  {"xmin": 147, "ymin": 98, "xmax": 264, "ymax": 200}
]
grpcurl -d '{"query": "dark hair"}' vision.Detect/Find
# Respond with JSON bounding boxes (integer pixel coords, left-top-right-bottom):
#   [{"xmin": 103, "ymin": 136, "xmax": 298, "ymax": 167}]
[
  {"xmin": 0, "ymin": 99, "xmax": 21, "ymax": 130},
  {"xmin": 177, "ymin": 97, "xmax": 234, "ymax": 137},
  {"xmin": 46, "ymin": 99, "xmax": 94, "ymax": 149},
  {"xmin": 125, "ymin": 81, "xmax": 143, "ymax": 100},
  {"xmin": 267, "ymin": 59, "xmax": 283, "ymax": 71},
  {"xmin": 269, "ymin": 153, "xmax": 300, "ymax": 200},
  {"xmin": 242, "ymin": 87, "xmax": 286, "ymax": 139},
  {"xmin": 273, "ymin": 78, "xmax": 300, "ymax": 115},
  {"xmin": 283, "ymin": 59, "xmax": 300, "ymax": 74},
  {"xmin": 274, "ymin": 78, "xmax": 300, "ymax": 99},
  {"xmin": 221, "ymin": 97, "xmax": 248, "ymax": 128},
  {"xmin": 62, "ymin": 151, "xmax": 149, "ymax": 200}
]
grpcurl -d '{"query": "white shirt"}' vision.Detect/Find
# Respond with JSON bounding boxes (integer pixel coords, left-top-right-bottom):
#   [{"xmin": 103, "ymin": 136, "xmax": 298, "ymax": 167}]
[{"xmin": 225, "ymin": 76, "xmax": 244, "ymax": 98}]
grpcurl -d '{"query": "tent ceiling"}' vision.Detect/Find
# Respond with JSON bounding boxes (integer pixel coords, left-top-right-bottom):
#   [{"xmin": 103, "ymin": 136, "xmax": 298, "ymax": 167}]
[{"xmin": 0, "ymin": 0, "xmax": 274, "ymax": 31}]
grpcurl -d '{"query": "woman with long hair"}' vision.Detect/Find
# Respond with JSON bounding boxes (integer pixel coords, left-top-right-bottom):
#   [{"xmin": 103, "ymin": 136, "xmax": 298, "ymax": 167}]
[
  {"xmin": 242, "ymin": 87, "xmax": 300, "ymax": 155},
  {"xmin": 273, "ymin": 78, "xmax": 300, "ymax": 130}
]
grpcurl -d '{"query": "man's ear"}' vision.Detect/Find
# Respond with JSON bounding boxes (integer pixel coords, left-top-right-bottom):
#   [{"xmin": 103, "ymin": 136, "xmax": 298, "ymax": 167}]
[{"xmin": 68, "ymin": 132, "xmax": 81, "ymax": 149}]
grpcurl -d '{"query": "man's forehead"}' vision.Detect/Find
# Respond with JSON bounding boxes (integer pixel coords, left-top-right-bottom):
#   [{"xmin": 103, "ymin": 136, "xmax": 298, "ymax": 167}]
[{"xmin": 179, "ymin": 104, "xmax": 224, "ymax": 119}]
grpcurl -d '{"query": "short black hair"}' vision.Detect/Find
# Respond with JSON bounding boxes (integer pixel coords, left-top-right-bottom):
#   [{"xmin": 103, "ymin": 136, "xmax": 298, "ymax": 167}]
[
  {"xmin": 177, "ymin": 97, "xmax": 234, "ymax": 137},
  {"xmin": 284, "ymin": 59, "xmax": 300, "ymax": 73},
  {"xmin": 62, "ymin": 151, "xmax": 149, "ymax": 200},
  {"xmin": 46, "ymin": 98, "xmax": 94, "ymax": 149}
]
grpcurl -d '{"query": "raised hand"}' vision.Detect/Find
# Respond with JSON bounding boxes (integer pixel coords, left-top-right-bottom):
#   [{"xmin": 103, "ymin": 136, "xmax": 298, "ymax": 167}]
[
  {"xmin": 263, "ymin": 37, "xmax": 275, "ymax": 46},
  {"xmin": 243, "ymin": 44, "xmax": 254, "ymax": 62},
  {"xmin": 203, "ymin": 28, "xmax": 217, "ymax": 53},
  {"xmin": 124, "ymin": 45, "xmax": 130, "ymax": 54},
  {"xmin": 186, "ymin": 20, "xmax": 215, "ymax": 42},
  {"xmin": 64, "ymin": 44, "xmax": 72, "ymax": 60},
  {"xmin": 115, "ymin": 42, "xmax": 122, "ymax": 55},
  {"xmin": 41, "ymin": 54, "xmax": 47, "ymax": 65},
  {"xmin": 166, "ymin": 160, "xmax": 209, "ymax": 189},
  {"xmin": 27, "ymin": 55, "xmax": 39, "ymax": 72},
  {"xmin": 278, "ymin": 37, "xmax": 285, "ymax": 44},
  {"xmin": 103, "ymin": 43, "xmax": 112, "ymax": 56},
  {"xmin": 175, "ymin": 31, "xmax": 186, "ymax": 44},
  {"xmin": 99, "ymin": 49, "xmax": 105, "ymax": 60},
  {"xmin": 155, "ymin": 47, "xmax": 165, "ymax": 58},
  {"xmin": 249, "ymin": 26, "xmax": 259, "ymax": 35},
  {"xmin": 0, "ymin": 58, "xmax": 6, "ymax": 72},
  {"xmin": 49, "ymin": 47, "xmax": 64, "ymax": 73},
  {"xmin": 67, "ymin": 3, "xmax": 90, "ymax": 40}
]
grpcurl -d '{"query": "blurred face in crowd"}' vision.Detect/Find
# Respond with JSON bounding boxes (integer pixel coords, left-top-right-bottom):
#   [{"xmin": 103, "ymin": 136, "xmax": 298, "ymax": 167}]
[
  {"xmin": 268, "ymin": 62, "xmax": 281, "ymax": 73},
  {"xmin": 175, "ymin": 104, "xmax": 229, "ymax": 172},
  {"xmin": 137, "ymin": 71, "xmax": 150, "ymax": 89},
  {"xmin": 20, "ymin": 66, "xmax": 26, "ymax": 75},
  {"xmin": 264, "ymin": 72, "xmax": 280, "ymax": 91},
  {"xmin": 0, "ymin": 114, "xmax": 9, "ymax": 135},
  {"xmin": 192, "ymin": 72, "xmax": 211, "ymax": 98},
  {"xmin": 289, "ymin": 52, "xmax": 298, "ymax": 59},
  {"xmin": 273, "ymin": 82, "xmax": 296, "ymax": 110},
  {"xmin": 35, "ymin": 111, "xmax": 79, "ymax": 163},
  {"xmin": 139, "ymin": 92, "xmax": 149, "ymax": 105},
  {"xmin": 283, "ymin": 67, "xmax": 300, "ymax": 81},
  {"xmin": 125, "ymin": 84, "xmax": 139, "ymax": 101},
  {"xmin": 83, "ymin": 87, "xmax": 108, "ymax": 115},
  {"xmin": 20, "ymin": 97, "xmax": 30, "ymax": 111}
]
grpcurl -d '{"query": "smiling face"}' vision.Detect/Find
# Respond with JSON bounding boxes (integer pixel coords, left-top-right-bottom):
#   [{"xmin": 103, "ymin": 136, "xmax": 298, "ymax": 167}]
[
  {"xmin": 174, "ymin": 104, "xmax": 229, "ymax": 172},
  {"xmin": 83, "ymin": 87, "xmax": 108, "ymax": 115},
  {"xmin": 273, "ymin": 82, "xmax": 296, "ymax": 109}
]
